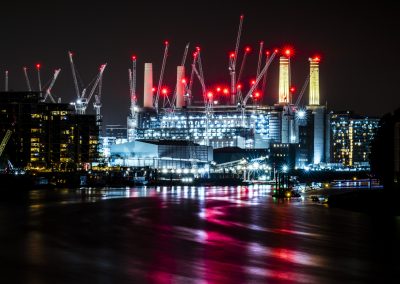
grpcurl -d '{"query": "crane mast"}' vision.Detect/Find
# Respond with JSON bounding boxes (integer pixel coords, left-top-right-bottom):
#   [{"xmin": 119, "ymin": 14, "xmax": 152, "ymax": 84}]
[
  {"xmin": 256, "ymin": 41, "xmax": 264, "ymax": 77},
  {"xmin": 127, "ymin": 56, "xmax": 138, "ymax": 142},
  {"xmin": 154, "ymin": 41, "xmax": 169, "ymax": 111},
  {"xmin": 229, "ymin": 15, "xmax": 244, "ymax": 105},
  {"xmin": 129, "ymin": 56, "xmax": 137, "ymax": 117},
  {"xmin": 23, "ymin": 67, "xmax": 32, "ymax": 91},
  {"xmin": 261, "ymin": 51, "xmax": 270, "ymax": 97},
  {"xmin": 43, "ymin": 69, "xmax": 61, "ymax": 103},
  {"xmin": 68, "ymin": 51, "xmax": 80, "ymax": 99},
  {"xmin": 5, "ymin": 71, "xmax": 8, "ymax": 91},
  {"xmin": 36, "ymin": 64, "xmax": 42, "ymax": 92},
  {"xmin": 237, "ymin": 46, "xmax": 251, "ymax": 87}
]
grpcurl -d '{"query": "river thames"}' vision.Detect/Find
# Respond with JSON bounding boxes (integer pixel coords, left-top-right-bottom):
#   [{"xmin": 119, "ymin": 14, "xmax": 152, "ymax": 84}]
[{"xmin": 0, "ymin": 185, "xmax": 399, "ymax": 283}]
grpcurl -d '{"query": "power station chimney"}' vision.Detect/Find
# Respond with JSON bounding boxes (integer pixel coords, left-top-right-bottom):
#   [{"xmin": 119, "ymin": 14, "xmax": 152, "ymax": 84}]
[
  {"xmin": 176, "ymin": 66, "xmax": 185, "ymax": 108},
  {"xmin": 143, "ymin": 63, "xmax": 153, "ymax": 108},
  {"xmin": 309, "ymin": 57, "xmax": 320, "ymax": 106},
  {"xmin": 278, "ymin": 56, "xmax": 289, "ymax": 104}
]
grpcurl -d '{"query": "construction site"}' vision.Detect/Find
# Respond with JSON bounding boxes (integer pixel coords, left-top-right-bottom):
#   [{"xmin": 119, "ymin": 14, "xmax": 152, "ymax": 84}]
[{"xmin": 0, "ymin": 14, "xmax": 379, "ymax": 185}]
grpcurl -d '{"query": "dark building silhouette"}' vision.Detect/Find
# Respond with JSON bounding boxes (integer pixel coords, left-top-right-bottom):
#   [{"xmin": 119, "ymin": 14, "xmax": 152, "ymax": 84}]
[{"xmin": 0, "ymin": 92, "xmax": 99, "ymax": 170}]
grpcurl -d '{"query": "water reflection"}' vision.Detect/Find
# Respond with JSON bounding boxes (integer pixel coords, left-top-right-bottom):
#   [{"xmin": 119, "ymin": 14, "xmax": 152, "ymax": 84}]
[{"xmin": 0, "ymin": 185, "xmax": 399, "ymax": 283}]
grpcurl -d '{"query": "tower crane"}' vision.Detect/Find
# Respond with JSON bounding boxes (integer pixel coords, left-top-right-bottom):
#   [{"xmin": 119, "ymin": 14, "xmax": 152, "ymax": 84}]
[
  {"xmin": 42, "ymin": 69, "xmax": 61, "ymax": 103},
  {"xmin": 192, "ymin": 51, "xmax": 213, "ymax": 146},
  {"xmin": 5, "ymin": 71, "xmax": 8, "ymax": 91},
  {"xmin": 154, "ymin": 41, "xmax": 169, "ymax": 111},
  {"xmin": 93, "ymin": 75, "xmax": 103, "ymax": 131},
  {"xmin": 129, "ymin": 55, "xmax": 137, "ymax": 117},
  {"xmin": 186, "ymin": 48, "xmax": 199, "ymax": 106},
  {"xmin": 127, "ymin": 55, "xmax": 139, "ymax": 142},
  {"xmin": 36, "ymin": 64, "xmax": 42, "ymax": 93},
  {"xmin": 260, "ymin": 50, "xmax": 271, "ymax": 97},
  {"xmin": 23, "ymin": 67, "xmax": 32, "ymax": 91},
  {"xmin": 237, "ymin": 46, "xmax": 251, "ymax": 86},
  {"xmin": 256, "ymin": 41, "xmax": 264, "ymax": 77},
  {"xmin": 68, "ymin": 51, "xmax": 107, "ymax": 114},
  {"xmin": 229, "ymin": 15, "xmax": 244, "ymax": 105},
  {"xmin": 294, "ymin": 73, "xmax": 311, "ymax": 108}
]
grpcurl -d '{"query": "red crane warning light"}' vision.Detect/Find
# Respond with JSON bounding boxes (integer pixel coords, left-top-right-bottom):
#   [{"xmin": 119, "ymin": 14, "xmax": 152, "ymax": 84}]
[
  {"xmin": 254, "ymin": 91, "xmax": 260, "ymax": 98},
  {"xmin": 152, "ymin": 87, "xmax": 156, "ymax": 92},
  {"xmin": 207, "ymin": 92, "xmax": 213, "ymax": 99},
  {"xmin": 223, "ymin": 88, "xmax": 229, "ymax": 95},
  {"xmin": 290, "ymin": 86, "xmax": 296, "ymax": 93},
  {"xmin": 250, "ymin": 79, "xmax": 256, "ymax": 85},
  {"xmin": 245, "ymin": 46, "xmax": 251, "ymax": 53},
  {"xmin": 161, "ymin": 88, "xmax": 168, "ymax": 95},
  {"xmin": 36, "ymin": 64, "xmax": 41, "ymax": 69},
  {"xmin": 216, "ymin": 87, "xmax": 221, "ymax": 92},
  {"xmin": 229, "ymin": 52, "xmax": 235, "ymax": 58},
  {"xmin": 132, "ymin": 55, "xmax": 136, "ymax": 60},
  {"xmin": 181, "ymin": 78, "xmax": 186, "ymax": 84},
  {"xmin": 313, "ymin": 56, "xmax": 321, "ymax": 62},
  {"xmin": 283, "ymin": 46, "xmax": 294, "ymax": 57}
]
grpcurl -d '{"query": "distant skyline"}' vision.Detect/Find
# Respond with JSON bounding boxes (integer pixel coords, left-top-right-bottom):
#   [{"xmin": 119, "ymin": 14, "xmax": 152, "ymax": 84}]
[{"xmin": 1, "ymin": 0, "xmax": 399, "ymax": 126}]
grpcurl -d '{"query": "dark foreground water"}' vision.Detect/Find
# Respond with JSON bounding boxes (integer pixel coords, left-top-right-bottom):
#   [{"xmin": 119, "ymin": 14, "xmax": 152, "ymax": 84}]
[{"xmin": 0, "ymin": 185, "xmax": 399, "ymax": 283}]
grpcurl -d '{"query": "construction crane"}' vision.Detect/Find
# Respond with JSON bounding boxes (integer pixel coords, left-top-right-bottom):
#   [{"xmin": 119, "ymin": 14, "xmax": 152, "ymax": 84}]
[
  {"xmin": 294, "ymin": 73, "xmax": 311, "ymax": 107},
  {"xmin": 240, "ymin": 49, "xmax": 278, "ymax": 125},
  {"xmin": 127, "ymin": 55, "xmax": 139, "ymax": 142},
  {"xmin": 129, "ymin": 55, "xmax": 137, "ymax": 117},
  {"xmin": 154, "ymin": 41, "xmax": 169, "ymax": 111},
  {"xmin": 0, "ymin": 130, "xmax": 12, "ymax": 158},
  {"xmin": 68, "ymin": 51, "xmax": 107, "ymax": 114},
  {"xmin": 23, "ymin": 67, "xmax": 32, "ymax": 91},
  {"xmin": 229, "ymin": 15, "xmax": 244, "ymax": 105},
  {"xmin": 261, "ymin": 50, "xmax": 270, "ymax": 97},
  {"xmin": 93, "ymin": 75, "xmax": 103, "ymax": 131},
  {"xmin": 36, "ymin": 64, "xmax": 42, "ymax": 93},
  {"xmin": 192, "ymin": 50, "xmax": 214, "ymax": 146},
  {"xmin": 42, "ymin": 69, "xmax": 61, "ymax": 103},
  {"xmin": 256, "ymin": 41, "xmax": 264, "ymax": 77},
  {"xmin": 237, "ymin": 46, "xmax": 251, "ymax": 86},
  {"xmin": 69, "ymin": 51, "xmax": 81, "ymax": 99},
  {"xmin": 5, "ymin": 71, "xmax": 8, "ymax": 91}
]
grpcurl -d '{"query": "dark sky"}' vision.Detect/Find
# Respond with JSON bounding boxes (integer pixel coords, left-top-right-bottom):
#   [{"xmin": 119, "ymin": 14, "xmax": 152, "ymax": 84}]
[{"xmin": 1, "ymin": 0, "xmax": 399, "ymax": 126}]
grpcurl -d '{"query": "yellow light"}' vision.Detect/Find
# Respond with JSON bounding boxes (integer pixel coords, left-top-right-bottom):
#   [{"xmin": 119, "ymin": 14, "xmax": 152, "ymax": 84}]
[
  {"xmin": 279, "ymin": 57, "xmax": 289, "ymax": 104},
  {"xmin": 309, "ymin": 58, "xmax": 320, "ymax": 105}
]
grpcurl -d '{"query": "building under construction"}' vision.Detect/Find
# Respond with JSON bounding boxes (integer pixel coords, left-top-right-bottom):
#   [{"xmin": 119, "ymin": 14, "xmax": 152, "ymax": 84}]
[{"xmin": 122, "ymin": 46, "xmax": 329, "ymax": 170}]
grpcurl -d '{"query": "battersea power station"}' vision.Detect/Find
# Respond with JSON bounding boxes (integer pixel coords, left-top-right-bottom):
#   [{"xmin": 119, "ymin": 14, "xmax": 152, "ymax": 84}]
[{"xmin": 106, "ymin": 39, "xmax": 378, "ymax": 173}]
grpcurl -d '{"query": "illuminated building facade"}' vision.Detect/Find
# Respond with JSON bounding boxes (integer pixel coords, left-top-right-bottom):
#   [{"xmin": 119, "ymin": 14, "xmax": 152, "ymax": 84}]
[
  {"xmin": 329, "ymin": 111, "xmax": 379, "ymax": 167},
  {"xmin": 278, "ymin": 56, "xmax": 290, "ymax": 104},
  {"xmin": 105, "ymin": 125, "xmax": 127, "ymax": 141},
  {"xmin": 0, "ymin": 92, "xmax": 99, "ymax": 169},
  {"xmin": 309, "ymin": 57, "xmax": 320, "ymax": 106},
  {"xmin": 134, "ymin": 106, "xmax": 282, "ymax": 149},
  {"xmin": 110, "ymin": 139, "xmax": 212, "ymax": 170}
]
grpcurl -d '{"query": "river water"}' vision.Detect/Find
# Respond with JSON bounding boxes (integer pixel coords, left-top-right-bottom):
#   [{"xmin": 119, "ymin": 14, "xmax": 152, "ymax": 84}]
[{"xmin": 0, "ymin": 185, "xmax": 399, "ymax": 283}]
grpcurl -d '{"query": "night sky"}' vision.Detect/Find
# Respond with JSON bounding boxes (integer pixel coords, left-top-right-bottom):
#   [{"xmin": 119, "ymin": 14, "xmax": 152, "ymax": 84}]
[{"xmin": 1, "ymin": 0, "xmax": 399, "ymax": 126}]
